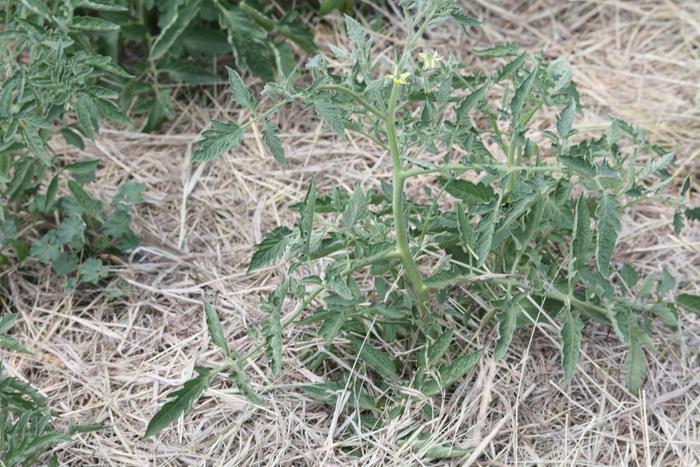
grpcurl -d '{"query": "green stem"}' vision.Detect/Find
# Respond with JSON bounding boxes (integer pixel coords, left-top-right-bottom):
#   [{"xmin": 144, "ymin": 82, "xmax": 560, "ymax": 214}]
[{"xmin": 385, "ymin": 79, "xmax": 429, "ymax": 319}]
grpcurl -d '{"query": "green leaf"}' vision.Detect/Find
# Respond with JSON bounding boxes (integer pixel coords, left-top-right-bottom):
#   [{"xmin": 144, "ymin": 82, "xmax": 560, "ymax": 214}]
[
  {"xmin": 457, "ymin": 203, "xmax": 474, "ymax": 249},
  {"xmin": 262, "ymin": 279, "xmax": 288, "ymax": 376},
  {"xmin": 84, "ymin": 55, "xmax": 133, "ymax": 79},
  {"xmin": 494, "ymin": 301, "xmax": 517, "ymax": 360},
  {"xmin": 625, "ymin": 332, "xmax": 647, "ymax": 393},
  {"xmin": 558, "ymin": 156, "xmax": 596, "ymax": 178},
  {"xmin": 68, "ymin": 180, "xmax": 103, "ymax": 220},
  {"xmin": 475, "ymin": 196, "xmax": 500, "ymax": 267},
  {"xmin": 421, "ymin": 349, "xmax": 483, "ymax": 396},
  {"xmin": 149, "ymin": 0, "xmax": 203, "ymax": 61},
  {"xmin": 162, "ymin": 61, "xmax": 218, "ymax": 85},
  {"xmin": 75, "ymin": 96, "xmax": 96, "ymax": 140},
  {"xmin": 456, "ymin": 83, "xmax": 489, "ymax": 121},
  {"xmin": 248, "ymin": 226, "xmax": 293, "ymax": 272},
  {"xmin": 426, "ymin": 330, "xmax": 453, "ymax": 368},
  {"xmin": 439, "ymin": 177, "xmax": 493, "ymax": 204},
  {"xmin": 300, "ymin": 177, "xmax": 317, "ymax": 258},
  {"xmin": 350, "ymin": 336, "xmax": 399, "ymax": 383},
  {"xmin": 475, "ymin": 42, "xmax": 520, "ymax": 57},
  {"xmin": 341, "ymin": 185, "xmax": 366, "ymax": 231},
  {"xmin": 95, "ymin": 99, "xmax": 131, "ymax": 126},
  {"xmin": 21, "ymin": 0, "xmax": 51, "ymax": 19},
  {"xmin": 263, "ymin": 123, "xmax": 286, "ymax": 167},
  {"xmin": 227, "ymin": 66, "xmax": 256, "ymax": 110},
  {"xmin": 571, "ymin": 195, "xmax": 592, "ymax": 273},
  {"xmin": 45, "ymin": 174, "xmax": 59, "ymax": 211},
  {"xmin": 686, "ymin": 206, "xmax": 700, "ymax": 221},
  {"xmin": 229, "ymin": 357, "xmax": 264, "ymax": 406},
  {"xmin": 74, "ymin": 0, "xmax": 128, "ymax": 12},
  {"xmin": 510, "ymin": 65, "xmax": 537, "ymax": 124},
  {"xmin": 344, "ymin": 15, "xmax": 367, "ymax": 51},
  {"xmin": 677, "ymin": 293, "xmax": 700, "ymax": 316},
  {"xmin": 204, "ymin": 303, "xmax": 229, "ymax": 356},
  {"xmin": 560, "ymin": 309, "xmax": 583, "ymax": 383},
  {"xmin": 595, "ymin": 193, "xmax": 621, "ymax": 276},
  {"xmin": 192, "ymin": 121, "xmax": 244, "ymax": 162},
  {"xmin": 494, "ymin": 53, "xmax": 527, "ymax": 82},
  {"xmin": 61, "ymin": 128, "xmax": 85, "ymax": 150},
  {"xmin": 79, "ymin": 258, "xmax": 108, "ymax": 284},
  {"xmin": 302, "ymin": 382, "xmax": 378, "ymax": 412},
  {"xmin": 71, "ymin": 16, "xmax": 120, "ymax": 32},
  {"xmin": 144, "ymin": 367, "xmax": 211, "ymax": 438},
  {"xmin": 0, "ymin": 314, "xmax": 29, "ymax": 353},
  {"xmin": 557, "ymin": 98, "xmax": 576, "ymax": 140},
  {"xmin": 313, "ymin": 94, "xmax": 345, "ymax": 134}
]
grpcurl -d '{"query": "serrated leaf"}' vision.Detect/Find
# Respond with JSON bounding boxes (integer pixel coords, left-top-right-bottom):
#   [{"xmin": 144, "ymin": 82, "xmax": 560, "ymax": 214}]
[
  {"xmin": 625, "ymin": 332, "xmax": 647, "ymax": 393},
  {"xmin": 342, "ymin": 185, "xmax": 366, "ymax": 231},
  {"xmin": 475, "ymin": 196, "xmax": 500, "ymax": 267},
  {"xmin": 619, "ymin": 263, "xmax": 639, "ymax": 290},
  {"xmin": 313, "ymin": 93, "xmax": 345, "ymax": 134},
  {"xmin": 457, "ymin": 203, "xmax": 474, "ymax": 250},
  {"xmin": 571, "ymin": 195, "xmax": 592, "ymax": 273},
  {"xmin": 426, "ymin": 330, "xmax": 453, "ymax": 368},
  {"xmin": 262, "ymin": 279, "xmax": 288, "ymax": 376},
  {"xmin": 595, "ymin": 193, "xmax": 621, "ymax": 276},
  {"xmin": 79, "ymin": 258, "xmax": 108, "ymax": 284},
  {"xmin": 204, "ymin": 303, "xmax": 229, "ymax": 356},
  {"xmin": 71, "ymin": 16, "xmax": 120, "ymax": 32},
  {"xmin": 149, "ymin": 0, "xmax": 202, "ymax": 61},
  {"xmin": 68, "ymin": 180, "xmax": 102, "ymax": 220},
  {"xmin": 144, "ymin": 367, "xmax": 211, "ymax": 438},
  {"xmin": 456, "ymin": 83, "xmax": 489, "ymax": 121},
  {"xmin": 559, "ymin": 155, "xmax": 596, "ymax": 177},
  {"xmin": 494, "ymin": 301, "xmax": 517, "ymax": 360},
  {"xmin": 75, "ymin": 96, "xmax": 96, "ymax": 140},
  {"xmin": 75, "ymin": 0, "xmax": 128, "ymax": 12},
  {"xmin": 248, "ymin": 226, "xmax": 293, "ymax": 272},
  {"xmin": 227, "ymin": 66, "xmax": 256, "ymax": 110},
  {"xmin": 21, "ymin": 0, "xmax": 51, "ymax": 19},
  {"xmin": 439, "ymin": 177, "xmax": 493, "ymax": 204},
  {"xmin": 302, "ymin": 382, "xmax": 378, "ymax": 412},
  {"xmin": 421, "ymin": 349, "xmax": 483, "ymax": 396},
  {"xmin": 84, "ymin": 55, "xmax": 133, "ymax": 79},
  {"xmin": 192, "ymin": 121, "xmax": 244, "ymax": 162},
  {"xmin": 677, "ymin": 293, "xmax": 700, "ymax": 316},
  {"xmin": 557, "ymin": 98, "xmax": 576, "ymax": 140},
  {"xmin": 475, "ymin": 42, "xmax": 520, "ymax": 57},
  {"xmin": 560, "ymin": 309, "xmax": 583, "ymax": 383},
  {"xmin": 300, "ymin": 178, "xmax": 317, "ymax": 258},
  {"xmin": 95, "ymin": 99, "xmax": 131, "ymax": 125},
  {"xmin": 350, "ymin": 336, "xmax": 399, "ymax": 382},
  {"xmin": 345, "ymin": 15, "xmax": 367, "ymax": 51},
  {"xmin": 494, "ymin": 53, "xmax": 527, "ymax": 82},
  {"xmin": 263, "ymin": 123, "xmax": 286, "ymax": 167},
  {"xmin": 510, "ymin": 65, "xmax": 537, "ymax": 123},
  {"xmin": 0, "ymin": 314, "xmax": 29, "ymax": 353}
]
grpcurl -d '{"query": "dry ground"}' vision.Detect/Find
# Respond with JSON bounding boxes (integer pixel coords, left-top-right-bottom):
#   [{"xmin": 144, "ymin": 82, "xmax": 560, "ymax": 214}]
[{"xmin": 2, "ymin": 0, "xmax": 699, "ymax": 465}]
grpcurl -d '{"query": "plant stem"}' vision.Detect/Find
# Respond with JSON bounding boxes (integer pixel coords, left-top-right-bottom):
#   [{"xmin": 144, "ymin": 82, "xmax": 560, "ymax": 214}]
[{"xmin": 385, "ymin": 79, "xmax": 429, "ymax": 320}]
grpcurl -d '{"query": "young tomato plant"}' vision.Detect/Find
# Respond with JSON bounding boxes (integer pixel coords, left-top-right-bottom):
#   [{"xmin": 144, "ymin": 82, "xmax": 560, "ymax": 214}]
[
  {"xmin": 147, "ymin": 0, "xmax": 698, "ymax": 444},
  {"xmin": 0, "ymin": 1, "xmax": 143, "ymax": 289}
]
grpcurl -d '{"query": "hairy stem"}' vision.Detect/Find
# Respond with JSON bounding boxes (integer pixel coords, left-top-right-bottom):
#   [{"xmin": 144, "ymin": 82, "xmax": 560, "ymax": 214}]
[{"xmin": 385, "ymin": 79, "xmax": 429, "ymax": 320}]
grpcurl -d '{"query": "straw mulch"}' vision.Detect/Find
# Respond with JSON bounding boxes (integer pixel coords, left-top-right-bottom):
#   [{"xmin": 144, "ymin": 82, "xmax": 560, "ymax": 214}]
[{"xmin": 2, "ymin": 0, "xmax": 699, "ymax": 465}]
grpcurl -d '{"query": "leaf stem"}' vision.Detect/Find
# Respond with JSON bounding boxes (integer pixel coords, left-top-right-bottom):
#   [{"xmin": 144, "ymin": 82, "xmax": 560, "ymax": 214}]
[
  {"xmin": 400, "ymin": 163, "xmax": 560, "ymax": 180},
  {"xmin": 320, "ymin": 85, "xmax": 385, "ymax": 119}
]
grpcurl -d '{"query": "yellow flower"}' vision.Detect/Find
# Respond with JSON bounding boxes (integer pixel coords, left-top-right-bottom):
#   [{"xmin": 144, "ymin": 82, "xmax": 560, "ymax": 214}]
[
  {"xmin": 417, "ymin": 51, "xmax": 443, "ymax": 70},
  {"xmin": 386, "ymin": 71, "xmax": 411, "ymax": 85}
]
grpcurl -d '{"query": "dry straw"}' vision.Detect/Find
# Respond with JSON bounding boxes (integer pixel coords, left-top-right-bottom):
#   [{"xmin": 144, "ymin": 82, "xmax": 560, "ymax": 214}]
[{"xmin": 2, "ymin": 0, "xmax": 698, "ymax": 465}]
